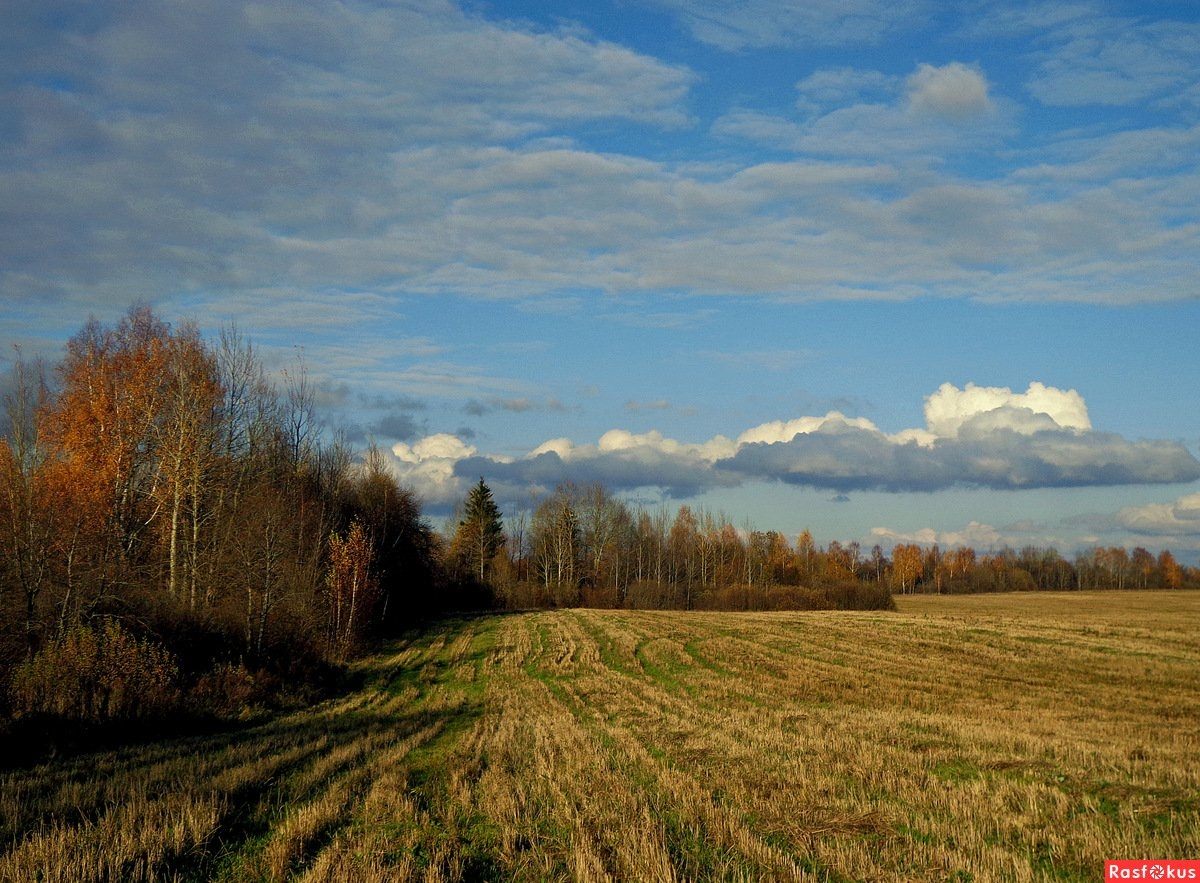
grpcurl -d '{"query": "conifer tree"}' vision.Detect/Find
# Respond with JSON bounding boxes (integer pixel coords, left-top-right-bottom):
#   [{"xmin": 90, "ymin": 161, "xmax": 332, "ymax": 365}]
[{"xmin": 455, "ymin": 478, "xmax": 504, "ymax": 583}]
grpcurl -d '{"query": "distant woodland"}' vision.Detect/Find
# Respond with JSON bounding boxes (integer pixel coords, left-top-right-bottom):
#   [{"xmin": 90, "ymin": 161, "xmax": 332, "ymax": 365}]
[{"xmin": 1, "ymin": 306, "xmax": 1195, "ymax": 728}]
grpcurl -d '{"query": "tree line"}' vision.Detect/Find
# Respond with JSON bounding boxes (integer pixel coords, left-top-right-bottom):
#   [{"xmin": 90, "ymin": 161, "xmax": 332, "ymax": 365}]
[
  {"xmin": 2, "ymin": 307, "xmax": 1194, "ymax": 728},
  {"xmin": 444, "ymin": 480, "xmax": 1196, "ymax": 612}
]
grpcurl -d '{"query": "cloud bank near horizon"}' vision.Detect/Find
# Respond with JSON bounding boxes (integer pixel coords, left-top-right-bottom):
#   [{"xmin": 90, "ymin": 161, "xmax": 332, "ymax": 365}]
[
  {"xmin": 1116, "ymin": 494, "xmax": 1200, "ymax": 537},
  {"xmin": 870, "ymin": 491, "xmax": 1200, "ymax": 557},
  {"xmin": 380, "ymin": 382, "xmax": 1200, "ymax": 506}
]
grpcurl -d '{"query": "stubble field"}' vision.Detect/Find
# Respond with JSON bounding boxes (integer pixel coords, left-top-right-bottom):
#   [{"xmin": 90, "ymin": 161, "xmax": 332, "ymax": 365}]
[{"xmin": 2, "ymin": 591, "xmax": 1197, "ymax": 881}]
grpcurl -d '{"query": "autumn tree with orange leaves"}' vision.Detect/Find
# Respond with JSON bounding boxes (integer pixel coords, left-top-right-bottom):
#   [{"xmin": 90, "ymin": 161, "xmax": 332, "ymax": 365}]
[
  {"xmin": 890, "ymin": 544, "xmax": 923, "ymax": 594},
  {"xmin": 0, "ymin": 306, "xmax": 443, "ymax": 725},
  {"xmin": 324, "ymin": 519, "xmax": 378, "ymax": 660}
]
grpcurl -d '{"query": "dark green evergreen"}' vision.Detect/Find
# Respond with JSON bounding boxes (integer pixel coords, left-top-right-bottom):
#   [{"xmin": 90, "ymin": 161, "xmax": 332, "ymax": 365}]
[{"xmin": 457, "ymin": 478, "xmax": 505, "ymax": 583}]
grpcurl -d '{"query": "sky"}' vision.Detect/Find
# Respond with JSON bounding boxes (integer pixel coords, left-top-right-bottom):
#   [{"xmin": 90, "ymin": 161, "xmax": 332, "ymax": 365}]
[{"xmin": 3, "ymin": 0, "xmax": 1200, "ymax": 558}]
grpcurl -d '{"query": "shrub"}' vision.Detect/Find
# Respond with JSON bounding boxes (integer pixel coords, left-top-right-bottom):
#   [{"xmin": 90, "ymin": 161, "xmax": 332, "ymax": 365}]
[
  {"xmin": 822, "ymin": 580, "xmax": 897, "ymax": 611},
  {"xmin": 766, "ymin": 585, "xmax": 835, "ymax": 610},
  {"xmin": 8, "ymin": 621, "xmax": 180, "ymax": 722},
  {"xmin": 580, "ymin": 582, "xmax": 620, "ymax": 609},
  {"xmin": 189, "ymin": 662, "xmax": 264, "ymax": 718}
]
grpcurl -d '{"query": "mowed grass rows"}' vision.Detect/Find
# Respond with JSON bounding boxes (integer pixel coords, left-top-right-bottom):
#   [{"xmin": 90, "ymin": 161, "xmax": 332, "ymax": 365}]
[{"xmin": 2, "ymin": 592, "xmax": 1198, "ymax": 881}]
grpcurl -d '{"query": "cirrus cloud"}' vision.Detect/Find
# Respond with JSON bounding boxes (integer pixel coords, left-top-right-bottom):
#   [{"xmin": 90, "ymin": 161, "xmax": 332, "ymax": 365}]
[{"xmin": 644, "ymin": 0, "xmax": 928, "ymax": 50}]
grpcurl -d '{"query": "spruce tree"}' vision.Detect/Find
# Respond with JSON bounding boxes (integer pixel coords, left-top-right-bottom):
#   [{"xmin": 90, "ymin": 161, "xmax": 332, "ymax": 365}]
[{"xmin": 456, "ymin": 478, "xmax": 504, "ymax": 583}]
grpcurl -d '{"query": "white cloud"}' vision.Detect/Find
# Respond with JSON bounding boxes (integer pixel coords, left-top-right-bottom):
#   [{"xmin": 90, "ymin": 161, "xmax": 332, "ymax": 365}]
[
  {"xmin": 1012, "ymin": 123, "xmax": 1200, "ymax": 185},
  {"xmin": 964, "ymin": 2, "xmax": 1098, "ymax": 38},
  {"xmin": 906, "ymin": 62, "xmax": 993, "ymax": 120},
  {"xmin": 868, "ymin": 519, "xmax": 1080, "ymax": 552},
  {"xmin": 1117, "ymin": 494, "xmax": 1200, "ymax": 536},
  {"xmin": 529, "ymin": 438, "xmax": 576, "ymax": 460},
  {"xmin": 870, "ymin": 521, "xmax": 1004, "ymax": 549},
  {"xmin": 388, "ymin": 433, "xmax": 478, "ymax": 503},
  {"xmin": 394, "ymin": 433, "xmax": 476, "ymax": 464},
  {"xmin": 1024, "ymin": 17, "xmax": 1200, "ymax": 107},
  {"xmin": 715, "ymin": 61, "xmax": 1008, "ymax": 167},
  {"xmin": 735, "ymin": 413, "xmax": 879, "ymax": 446},
  {"xmin": 923, "ymin": 381, "xmax": 1090, "ymax": 438},
  {"xmin": 382, "ymin": 382, "xmax": 1200, "ymax": 504},
  {"xmin": 521, "ymin": 428, "xmax": 736, "ymax": 467},
  {"xmin": 795, "ymin": 67, "xmax": 896, "ymax": 113}
]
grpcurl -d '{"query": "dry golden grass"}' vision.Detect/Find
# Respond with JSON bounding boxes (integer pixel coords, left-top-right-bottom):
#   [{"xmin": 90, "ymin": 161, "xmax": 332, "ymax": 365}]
[{"xmin": 2, "ymin": 590, "xmax": 1197, "ymax": 881}]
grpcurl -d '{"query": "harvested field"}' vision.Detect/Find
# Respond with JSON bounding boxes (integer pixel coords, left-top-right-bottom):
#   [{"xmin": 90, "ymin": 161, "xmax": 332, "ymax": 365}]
[{"xmin": 2, "ymin": 591, "xmax": 1198, "ymax": 881}]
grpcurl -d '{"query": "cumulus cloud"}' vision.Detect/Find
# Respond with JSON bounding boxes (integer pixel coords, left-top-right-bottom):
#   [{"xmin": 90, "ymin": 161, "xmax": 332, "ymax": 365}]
[
  {"xmin": 387, "ymin": 433, "xmax": 482, "ymax": 503},
  {"xmin": 906, "ymin": 62, "xmax": 992, "ymax": 120},
  {"xmin": 923, "ymin": 381, "xmax": 1090, "ymax": 438},
  {"xmin": 734, "ymin": 413, "xmax": 879, "ymax": 446},
  {"xmin": 378, "ymin": 382, "xmax": 1200, "ymax": 505}
]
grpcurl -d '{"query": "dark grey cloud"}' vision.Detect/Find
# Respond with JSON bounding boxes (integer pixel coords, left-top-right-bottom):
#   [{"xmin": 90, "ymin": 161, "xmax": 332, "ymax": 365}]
[
  {"xmin": 372, "ymin": 412, "xmax": 423, "ymax": 441},
  {"xmin": 310, "ymin": 381, "xmax": 351, "ymax": 409},
  {"xmin": 624, "ymin": 399, "xmax": 673, "ymax": 412},
  {"xmin": 358, "ymin": 393, "xmax": 428, "ymax": 412},
  {"xmin": 425, "ymin": 410, "xmax": 1200, "ymax": 504},
  {"xmin": 454, "ymin": 449, "xmax": 732, "ymax": 500},
  {"xmin": 462, "ymin": 396, "xmax": 566, "ymax": 416},
  {"xmin": 449, "ymin": 422, "xmax": 1200, "ymax": 499},
  {"xmin": 720, "ymin": 422, "xmax": 1200, "ymax": 492}
]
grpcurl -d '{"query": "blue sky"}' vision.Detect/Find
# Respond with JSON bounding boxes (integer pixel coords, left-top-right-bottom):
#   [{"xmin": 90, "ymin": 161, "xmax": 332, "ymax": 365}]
[{"xmin": 3, "ymin": 0, "xmax": 1200, "ymax": 557}]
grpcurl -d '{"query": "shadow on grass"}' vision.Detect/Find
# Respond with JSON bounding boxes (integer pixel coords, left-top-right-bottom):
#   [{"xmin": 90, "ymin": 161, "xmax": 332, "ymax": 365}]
[
  {"xmin": 1, "ymin": 614, "xmax": 497, "ymax": 880},
  {"xmin": 0, "ymin": 612, "xmax": 509, "ymax": 772},
  {"xmin": 170, "ymin": 699, "xmax": 486, "ymax": 883}
]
